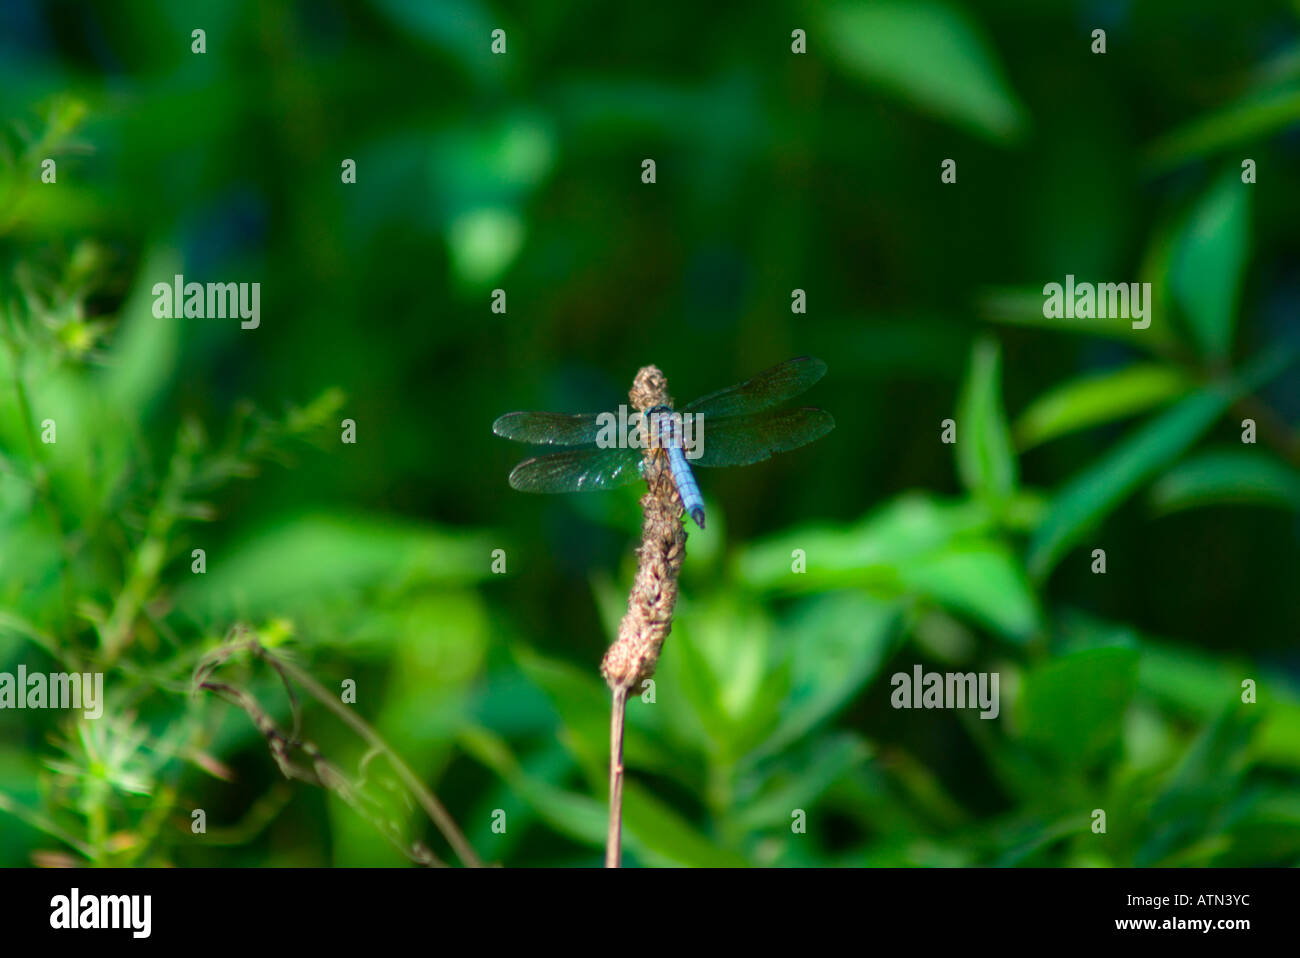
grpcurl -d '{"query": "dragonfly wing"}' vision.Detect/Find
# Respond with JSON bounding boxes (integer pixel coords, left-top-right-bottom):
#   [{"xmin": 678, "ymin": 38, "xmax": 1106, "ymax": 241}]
[
  {"xmin": 688, "ymin": 407, "xmax": 834, "ymax": 468},
  {"xmin": 682, "ymin": 356, "xmax": 827, "ymax": 418},
  {"xmin": 492, "ymin": 411, "xmax": 608, "ymax": 446},
  {"xmin": 507, "ymin": 447, "xmax": 644, "ymax": 493}
]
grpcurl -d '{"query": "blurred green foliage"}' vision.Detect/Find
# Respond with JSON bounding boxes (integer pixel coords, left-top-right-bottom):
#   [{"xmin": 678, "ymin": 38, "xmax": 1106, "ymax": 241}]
[{"xmin": 2, "ymin": 0, "xmax": 1300, "ymax": 867}]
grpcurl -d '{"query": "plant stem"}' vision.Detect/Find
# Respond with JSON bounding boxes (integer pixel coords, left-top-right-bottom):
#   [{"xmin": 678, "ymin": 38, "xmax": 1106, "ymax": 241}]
[
  {"xmin": 605, "ymin": 684, "xmax": 627, "ymax": 868},
  {"xmin": 600, "ymin": 365, "xmax": 688, "ymax": 869},
  {"xmin": 5, "ymin": 330, "xmax": 75, "ymax": 616},
  {"xmin": 256, "ymin": 643, "xmax": 484, "ymax": 868}
]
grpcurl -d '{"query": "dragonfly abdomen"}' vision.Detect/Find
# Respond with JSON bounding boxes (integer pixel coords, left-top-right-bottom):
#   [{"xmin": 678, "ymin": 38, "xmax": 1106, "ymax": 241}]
[
  {"xmin": 665, "ymin": 445, "xmax": 704, "ymax": 528},
  {"xmin": 653, "ymin": 406, "xmax": 706, "ymax": 529}
]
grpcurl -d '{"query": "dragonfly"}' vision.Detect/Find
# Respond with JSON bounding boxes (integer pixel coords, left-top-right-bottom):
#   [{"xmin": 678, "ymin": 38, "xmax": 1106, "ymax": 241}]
[{"xmin": 492, "ymin": 356, "xmax": 834, "ymax": 529}]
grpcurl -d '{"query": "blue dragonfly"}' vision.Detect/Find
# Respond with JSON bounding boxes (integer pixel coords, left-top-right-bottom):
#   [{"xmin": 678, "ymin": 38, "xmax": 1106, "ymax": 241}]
[{"xmin": 492, "ymin": 357, "xmax": 833, "ymax": 529}]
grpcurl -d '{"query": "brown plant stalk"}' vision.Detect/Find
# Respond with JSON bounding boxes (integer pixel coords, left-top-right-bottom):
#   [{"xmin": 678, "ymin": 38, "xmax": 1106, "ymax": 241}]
[
  {"xmin": 600, "ymin": 365, "xmax": 687, "ymax": 868},
  {"xmin": 195, "ymin": 629, "xmax": 483, "ymax": 868}
]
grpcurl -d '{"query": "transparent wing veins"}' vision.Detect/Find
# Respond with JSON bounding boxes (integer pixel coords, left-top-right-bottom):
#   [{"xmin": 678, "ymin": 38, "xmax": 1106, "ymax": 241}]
[
  {"xmin": 506, "ymin": 446, "xmax": 645, "ymax": 493},
  {"xmin": 687, "ymin": 407, "xmax": 834, "ymax": 468},
  {"xmin": 682, "ymin": 356, "xmax": 827, "ymax": 418},
  {"xmin": 492, "ymin": 411, "xmax": 608, "ymax": 447}
]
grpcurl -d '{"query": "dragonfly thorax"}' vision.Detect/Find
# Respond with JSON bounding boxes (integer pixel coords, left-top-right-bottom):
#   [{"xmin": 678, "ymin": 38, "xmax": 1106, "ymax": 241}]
[{"xmin": 644, "ymin": 405, "xmax": 684, "ymax": 449}]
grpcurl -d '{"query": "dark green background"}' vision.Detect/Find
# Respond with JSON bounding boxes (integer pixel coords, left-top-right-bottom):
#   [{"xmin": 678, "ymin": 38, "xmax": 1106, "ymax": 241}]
[{"xmin": 1, "ymin": 0, "xmax": 1298, "ymax": 866}]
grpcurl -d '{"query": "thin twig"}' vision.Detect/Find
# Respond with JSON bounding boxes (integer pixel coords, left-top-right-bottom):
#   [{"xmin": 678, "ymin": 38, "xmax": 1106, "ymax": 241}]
[
  {"xmin": 605, "ymin": 684, "xmax": 627, "ymax": 868},
  {"xmin": 264, "ymin": 647, "xmax": 483, "ymax": 868},
  {"xmin": 195, "ymin": 631, "xmax": 483, "ymax": 868}
]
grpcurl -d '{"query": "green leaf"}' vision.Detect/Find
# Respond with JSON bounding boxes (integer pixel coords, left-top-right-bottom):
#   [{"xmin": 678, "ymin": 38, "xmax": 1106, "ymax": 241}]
[
  {"xmin": 732, "ymin": 734, "xmax": 872, "ymax": 831},
  {"xmin": 1138, "ymin": 707, "xmax": 1260, "ymax": 866},
  {"xmin": 1017, "ymin": 646, "xmax": 1140, "ymax": 763},
  {"xmin": 1027, "ymin": 390, "xmax": 1225, "ymax": 579},
  {"xmin": 458, "ymin": 726, "xmax": 748, "ymax": 866},
  {"xmin": 670, "ymin": 614, "xmax": 738, "ymax": 757},
  {"xmin": 652, "ymin": 598, "xmax": 789, "ymax": 764},
  {"xmin": 1137, "ymin": 642, "xmax": 1247, "ymax": 720},
  {"xmin": 369, "ymin": 0, "xmax": 497, "ymax": 80},
  {"xmin": 510, "ymin": 647, "xmax": 678, "ymax": 779},
  {"xmin": 178, "ymin": 513, "xmax": 494, "ymax": 617},
  {"xmin": 1150, "ymin": 449, "xmax": 1300, "ymax": 514},
  {"xmin": 1026, "ymin": 351, "xmax": 1290, "ymax": 579},
  {"xmin": 956, "ymin": 337, "xmax": 1017, "ymax": 502},
  {"xmin": 511, "ymin": 647, "xmax": 612, "ymax": 773},
  {"xmin": 1214, "ymin": 788, "xmax": 1300, "ymax": 865},
  {"xmin": 1256, "ymin": 703, "xmax": 1300, "ymax": 771},
  {"xmin": 622, "ymin": 784, "xmax": 751, "ymax": 867},
  {"xmin": 1145, "ymin": 88, "xmax": 1300, "ymax": 171},
  {"xmin": 102, "ymin": 247, "xmax": 180, "ymax": 417},
  {"xmin": 738, "ymin": 497, "xmax": 1040, "ymax": 643},
  {"xmin": 897, "ymin": 543, "xmax": 1040, "ymax": 640},
  {"xmin": 1064, "ymin": 612, "xmax": 1300, "ymax": 773},
  {"xmin": 738, "ymin": 496, "xmax": 992, "ymax": 588},
  {"xmin": 1169, "ymin": 169, "xmax": 1250, "ymax": 359},
  {"xmin": 1014, "ymin": 364, "xmax": 1191, "ymax": 451},
  {"xmin": 980, "ymin": 286, "xmax": 1175, "ymax": 350},
  {"xmin": 458, "ymin": 726, "xmax": 610, "ymax": 849},
  {"xmin": 822, "ymin": 1, "xmax": 1027, "ymax": 143},
  {"xmin": 759, "ymin": 594, "xmax": 898, "ymax": 756}
]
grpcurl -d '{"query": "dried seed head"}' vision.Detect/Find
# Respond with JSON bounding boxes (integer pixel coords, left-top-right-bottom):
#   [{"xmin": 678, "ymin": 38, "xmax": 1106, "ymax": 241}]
[{"xmin": 600, "ymin": 365, "xmax": 686, "ymax": 692}]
